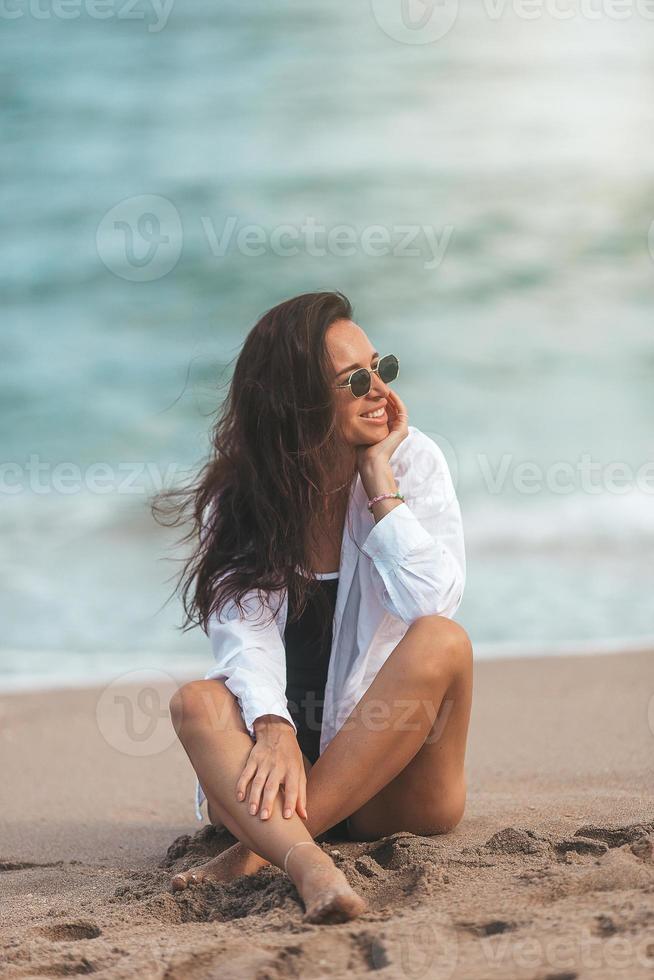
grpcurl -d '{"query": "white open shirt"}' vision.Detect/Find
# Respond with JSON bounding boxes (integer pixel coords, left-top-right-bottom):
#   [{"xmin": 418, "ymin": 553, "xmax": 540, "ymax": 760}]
[{"xmin": 194, "ymin": 424, "xmax": 466, "ymax": 821}]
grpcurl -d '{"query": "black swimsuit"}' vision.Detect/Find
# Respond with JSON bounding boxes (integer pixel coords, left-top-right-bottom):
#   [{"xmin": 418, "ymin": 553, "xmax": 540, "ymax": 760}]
[
  {"xmin": 284, "ymin": 570, "xmax": 351, "ymax": 839},
  {"xmin": 284, "ymin": 570, "xmax": 339, "ymax": 764}
]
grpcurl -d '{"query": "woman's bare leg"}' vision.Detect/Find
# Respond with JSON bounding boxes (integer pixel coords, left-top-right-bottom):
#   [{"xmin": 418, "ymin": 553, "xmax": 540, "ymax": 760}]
[
  {"xmin": 169, "ymin": 615, "xmax": 471, "ymax": 887},
  {"xmin": 172, "ymin": 762, "xmax": 314, "ymax": 887},
  {"xmin": 169, "ymin": 677, "xmax": 366, "ymax": 922},
  {"xmin": 339, "ymin": 615, "xmax": 472, "ymax": 839},
  {"xmin": 294, "ymin": 614, "xmax": 472, "ymax": 839}
]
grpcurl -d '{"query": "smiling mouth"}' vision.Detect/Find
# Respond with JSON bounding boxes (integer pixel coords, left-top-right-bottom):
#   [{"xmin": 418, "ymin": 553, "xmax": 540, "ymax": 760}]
[{"xmin": 360, "ymin": 408, "xmax": 387, "ymax": 421}]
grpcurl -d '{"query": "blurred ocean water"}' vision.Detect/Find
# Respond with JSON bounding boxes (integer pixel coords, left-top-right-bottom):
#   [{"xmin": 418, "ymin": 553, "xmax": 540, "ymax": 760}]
[{"xmin": 1, "ymin": 1, "xmax": 653, "ymax": 686}]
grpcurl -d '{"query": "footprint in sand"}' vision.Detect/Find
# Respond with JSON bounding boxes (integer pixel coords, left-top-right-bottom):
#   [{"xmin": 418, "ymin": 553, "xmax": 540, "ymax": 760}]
[{"xmin": 38, "ymin": 921, "xmax": 101, "ymax": 942}]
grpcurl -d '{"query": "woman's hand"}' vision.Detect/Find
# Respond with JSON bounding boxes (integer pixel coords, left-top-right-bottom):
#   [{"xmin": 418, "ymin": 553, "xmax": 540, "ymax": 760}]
[
  {"xmin": 236, "ymin": 716, "xmax": 308, "ymax": 822},
  {"xmin": 355, "ymin": 389, "xmax": 409, "ymax": 472}
]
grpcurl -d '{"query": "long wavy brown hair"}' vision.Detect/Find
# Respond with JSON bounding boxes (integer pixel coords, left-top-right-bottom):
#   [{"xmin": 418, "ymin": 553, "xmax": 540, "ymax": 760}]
[{"xmin": 151, "ymin": 290, "xmax": 360, "ymax": 642}]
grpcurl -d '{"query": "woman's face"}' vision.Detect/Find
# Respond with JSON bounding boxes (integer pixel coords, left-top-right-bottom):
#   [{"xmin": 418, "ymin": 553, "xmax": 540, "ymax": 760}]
[{"xmin": 326, "ymin": 318, "xmax": 392, "ymax": 447}]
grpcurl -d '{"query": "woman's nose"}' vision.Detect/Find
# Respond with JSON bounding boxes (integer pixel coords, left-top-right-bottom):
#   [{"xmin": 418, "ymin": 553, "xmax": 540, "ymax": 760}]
[{"xmin": 370, "ymin": 372, "xmax": 388, "ymax": 397}]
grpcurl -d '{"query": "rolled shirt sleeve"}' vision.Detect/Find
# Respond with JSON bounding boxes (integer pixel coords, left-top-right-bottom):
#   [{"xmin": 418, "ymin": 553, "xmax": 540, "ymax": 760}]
[
  {"xmin": 360, "ymin": 435, "xmax": 465, "ymax": 624},
  {"xmin": 199, "ymin": 499, "xmax": 296, "ymax": 738},
  {"xmin": 194, "ymin": 587, "xmax": 295, "ymax": 822},
  {"xmin": 204, "ymin": 587, "xmax": 297, "ymax": 739}
]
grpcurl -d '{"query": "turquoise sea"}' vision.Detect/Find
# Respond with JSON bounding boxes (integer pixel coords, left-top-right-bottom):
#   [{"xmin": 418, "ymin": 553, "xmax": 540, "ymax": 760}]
[{"xmin": 2, "ymin": 1, "xmax": 653, "ymax": 687}]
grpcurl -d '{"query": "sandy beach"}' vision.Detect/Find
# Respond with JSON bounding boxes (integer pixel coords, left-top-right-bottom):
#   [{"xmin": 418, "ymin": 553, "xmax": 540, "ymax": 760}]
[{"xmin": 1, "ymin": 649, "xmax": 653, "ymax": 979}]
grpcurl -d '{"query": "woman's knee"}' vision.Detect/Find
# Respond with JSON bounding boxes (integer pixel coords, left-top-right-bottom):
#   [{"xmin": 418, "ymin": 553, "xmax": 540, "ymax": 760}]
[
  {"xmin": 347, "ymin": 781, "xmax": 466, "ymax": 841},
  {"xmin": 420, "ymin": 780, "xmax": 467, "ymax": 836},
  {"xmin": 168, "ymin": 678, "xmax": 232, "ymax": 737},
  {"xmin": 404, "ymin": 615, "xmax": 473, "ymax": 682}
]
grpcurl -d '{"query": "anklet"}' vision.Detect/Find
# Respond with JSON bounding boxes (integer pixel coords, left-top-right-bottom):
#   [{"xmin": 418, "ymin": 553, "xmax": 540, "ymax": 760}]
[{"xmin": 283, "ymin": 840, "xmax": 315, "ymax": 877}]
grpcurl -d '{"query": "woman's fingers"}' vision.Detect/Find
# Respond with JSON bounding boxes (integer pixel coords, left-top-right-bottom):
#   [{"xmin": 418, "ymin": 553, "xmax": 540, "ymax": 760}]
[
  {"xmin": 235, "ymin": 756, "xmax": 257, "ymax": 801},
  {"xmin": 390, "ymin": 388, "xmax": 407, "ymax": 418},
  {"xmin": 389, "ymin": 390, "xmax": 409, "ymax": 430},
  {"xmin": 257, "ymin": 767, "xmax": 283, "ymax": 820},
  {"xmin": 386, "ymin": 389, "xmax": 398, "ymax": 420},
  {"xmin": 238, "ymin": 748, "xmax": 308, "ymax": 822},
  {"xmin": 282, "ymin": 769, "xmax": 300, "ymax": 818},
  {"xmin": 282, "ymin": 763, "xmax": 307, "ymax": 820},
  {"xmin": 298, "ymin": 772, "xmax": 308, "ymax": 820},
  {"xmin": 246, "ymin": 768, "xmax": 271, "ymax": 815}
]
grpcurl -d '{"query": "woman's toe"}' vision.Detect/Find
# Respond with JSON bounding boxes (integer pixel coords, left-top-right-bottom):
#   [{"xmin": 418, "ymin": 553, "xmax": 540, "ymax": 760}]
[{"xmin": 171, "ymin": 869, "xmax": 202, "ymax": 891}]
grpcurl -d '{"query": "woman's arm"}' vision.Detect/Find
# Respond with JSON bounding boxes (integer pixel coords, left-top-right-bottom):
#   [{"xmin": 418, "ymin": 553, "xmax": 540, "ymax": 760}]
[
  {"xmin": 205, "ymin": 585, "xmax": 308, "ymax": 822},
  {"xmin": 359, "ymin": 430, "xmax": 466, "ymax": 624},
  {"xmin": 200, "ymin": 496, "xmax": 296, "ymax": 736},
  {"xmin": 205, "ymin": 585, "xmax": 297, "ymax": 739}
]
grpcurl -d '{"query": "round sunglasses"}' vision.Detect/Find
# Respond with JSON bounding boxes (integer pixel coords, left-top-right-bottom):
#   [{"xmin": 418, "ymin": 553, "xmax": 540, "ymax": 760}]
[{"xmin": 333, "ymin": 353, "xmax": 400, "ymax": 398}]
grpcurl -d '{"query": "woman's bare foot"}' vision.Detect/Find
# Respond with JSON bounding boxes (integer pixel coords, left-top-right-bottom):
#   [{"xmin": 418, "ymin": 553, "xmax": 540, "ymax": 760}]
[
  {"xmin": 286, "ymin": 842, "xmax": 368, "ymax": 924},
  {"xmin": 171, "ymin": 841, "xmax": 269, "ymax": 891}
]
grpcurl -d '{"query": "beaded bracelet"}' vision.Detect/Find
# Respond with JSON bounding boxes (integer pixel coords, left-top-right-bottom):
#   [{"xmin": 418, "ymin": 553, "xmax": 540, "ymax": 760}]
[{"xmin": 367, "ymin": 491, "xmax": 405, "ymax": 512}]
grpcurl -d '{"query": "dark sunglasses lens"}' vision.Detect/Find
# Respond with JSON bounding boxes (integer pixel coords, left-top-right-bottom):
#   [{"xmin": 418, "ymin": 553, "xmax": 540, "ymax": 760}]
[
  {"xmin": 378, "ymin": 354, "xmax": 399, "ymax": 383},
  {"xmin": 350, "ymin": 369, "xmax": 370, "ymax": 397}
]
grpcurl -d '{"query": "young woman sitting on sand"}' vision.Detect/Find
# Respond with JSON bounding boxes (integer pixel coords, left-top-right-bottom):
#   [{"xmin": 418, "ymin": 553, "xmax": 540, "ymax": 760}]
[{"xmin": 160, "ymin": 290, "xmax": 472, "ymax": 924}]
